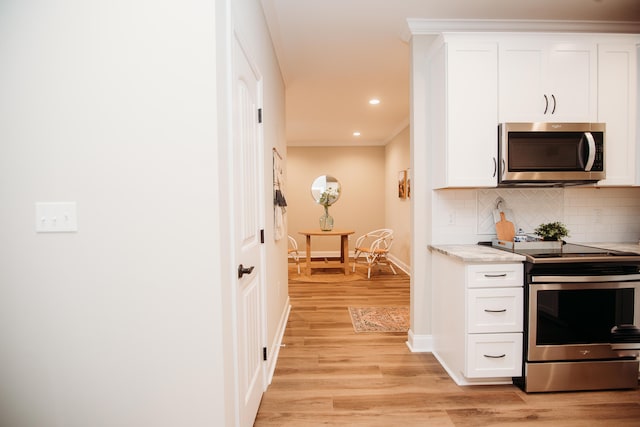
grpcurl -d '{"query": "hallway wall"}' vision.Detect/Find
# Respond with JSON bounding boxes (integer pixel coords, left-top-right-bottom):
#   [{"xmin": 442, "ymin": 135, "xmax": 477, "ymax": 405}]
[
  {"xmin": 0, "ymin": 1, "xmax": 226, "ymax": 425},
  {"xmin": 286, "ymin": 138, "xmax": 411, "ymax": 270},
  {"xmin": 385, "ymin": 126, "xmax": 411, "ymax": 269},
  {"xmin": 286, "ymin": 146, "xmax": 386, "ymax": 252}
]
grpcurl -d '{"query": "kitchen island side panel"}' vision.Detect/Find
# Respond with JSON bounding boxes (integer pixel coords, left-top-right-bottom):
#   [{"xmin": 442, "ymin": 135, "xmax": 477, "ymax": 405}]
[{"xmin": 432, "ymin": 251, "xmax": 467, "ymax": 381}]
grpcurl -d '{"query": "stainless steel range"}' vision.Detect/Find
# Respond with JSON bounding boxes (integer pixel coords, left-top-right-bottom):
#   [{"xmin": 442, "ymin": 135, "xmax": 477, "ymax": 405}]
[{"xmin": 497, "ymin": 242, "xmax": 640, "ymax": 392}]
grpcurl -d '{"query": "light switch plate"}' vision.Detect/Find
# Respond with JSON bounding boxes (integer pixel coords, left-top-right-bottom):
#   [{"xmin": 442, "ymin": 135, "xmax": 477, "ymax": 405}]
[{"xmin": 35, "ymin": 202, "xmax": 78, "ymax": 232}]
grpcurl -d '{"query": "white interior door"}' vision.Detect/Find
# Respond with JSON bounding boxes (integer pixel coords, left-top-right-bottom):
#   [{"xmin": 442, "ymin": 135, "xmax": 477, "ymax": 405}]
[{"xmin": 233, "ymin": 34, "xmax": 265, "ymax": 427}]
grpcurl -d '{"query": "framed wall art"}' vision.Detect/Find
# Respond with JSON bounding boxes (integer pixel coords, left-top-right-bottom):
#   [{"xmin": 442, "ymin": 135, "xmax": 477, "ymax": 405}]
[{"xmin": 398, "ymin": 170, "xmax": 407, "ymax": 199}]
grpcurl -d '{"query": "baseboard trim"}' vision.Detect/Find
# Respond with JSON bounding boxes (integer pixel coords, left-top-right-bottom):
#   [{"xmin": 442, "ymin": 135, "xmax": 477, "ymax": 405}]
[
  {"xmin": 406, "ymin": 329, "xmax": 433, "ymax": 353},
  {"xmin": 432, "ymin": 350, "xmax": 514, "ymax": 386},
  {"xmin": 308, "ymin": 251, "xmax": 411, "ymax": 277},
  {"xmin": 387, "ymin": 254, "xmax": 410, "ymax": 276},
  {"xmin": 265, "ymin": 297, "xmax": 291, "ymax": 385}
]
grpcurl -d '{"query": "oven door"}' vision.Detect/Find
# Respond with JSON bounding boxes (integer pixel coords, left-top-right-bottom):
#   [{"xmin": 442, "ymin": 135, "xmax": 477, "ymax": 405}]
[{"xmin": 527, "ymin": 281, "xmax": 640, "ymax": 362}]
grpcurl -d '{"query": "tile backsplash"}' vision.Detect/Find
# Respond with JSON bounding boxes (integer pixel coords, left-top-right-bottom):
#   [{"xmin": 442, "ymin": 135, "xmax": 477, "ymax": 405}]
[
  {"xmin": 477, "ymin": 189, "xmax": 564, "ymax": 235},
  {"xmin": 433, "ymin": 187, "xmax": 640, "ymax": 244}
]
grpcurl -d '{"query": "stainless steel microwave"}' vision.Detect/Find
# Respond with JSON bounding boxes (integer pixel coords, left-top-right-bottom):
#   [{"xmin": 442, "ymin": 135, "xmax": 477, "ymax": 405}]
[{"xmin": 498, "ymin": 122, "xmax": 605, "ymax": 187}]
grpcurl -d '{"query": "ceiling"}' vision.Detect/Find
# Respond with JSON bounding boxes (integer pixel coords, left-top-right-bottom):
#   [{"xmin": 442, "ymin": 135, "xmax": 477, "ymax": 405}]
[{"xmin": 260, "ymin": 0, "xmax": 640, "ymax": 147}]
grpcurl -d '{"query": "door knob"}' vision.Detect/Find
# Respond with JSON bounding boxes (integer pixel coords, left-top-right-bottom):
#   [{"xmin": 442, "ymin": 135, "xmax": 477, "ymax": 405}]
[{"xmin": 238, "ymin": 264, "xmax": 255, "ymax": 278}]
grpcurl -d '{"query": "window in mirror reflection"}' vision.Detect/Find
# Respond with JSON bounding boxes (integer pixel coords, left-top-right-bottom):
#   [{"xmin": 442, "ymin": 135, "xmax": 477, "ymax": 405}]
[{"xmin": 311, "ymin": 175, "xmax": 341, "ymax": 206}]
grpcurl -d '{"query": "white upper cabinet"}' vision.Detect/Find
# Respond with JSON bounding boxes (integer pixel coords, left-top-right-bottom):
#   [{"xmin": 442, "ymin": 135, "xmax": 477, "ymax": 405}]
[
  {"xmin": 430, "ymin": 36, "xmax": 499, "ymax": 188},
  {"xmin": 498, "ymin": 37, "xmax": 597, "ymax": 123},
  {"xmin": 597, "ymin": 42, "xmax": 637, "ymax": 186},
  {"xmin": 426, "ymin": 33, "xmax": 638, "ymax": 189}
]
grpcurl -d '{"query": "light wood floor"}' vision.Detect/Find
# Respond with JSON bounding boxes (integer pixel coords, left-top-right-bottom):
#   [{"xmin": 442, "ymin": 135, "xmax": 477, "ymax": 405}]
[{"xmin": 254, "ymin": 264, "xmax": 640, "ymax": 426}]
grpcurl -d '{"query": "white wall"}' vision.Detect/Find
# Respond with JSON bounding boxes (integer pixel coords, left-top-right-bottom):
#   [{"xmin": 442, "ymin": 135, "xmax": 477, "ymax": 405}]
[
  {"xmin": 284, "ymin": 136, "xmax": 411, "ymax": 270},
  {"xmin": 385, "ymin": 126, "xmax": 412, "ymax": 270},
  {"xmin": 286, "ymin": 146, "xmax": 386, "ymax": 252},
  {"xmin": 408, "ymin": 35, "xmax": 435, "ymax": 350},
  {"xmin": 0, "ymin": 0, "xmax": 287, "ymax": 426}
]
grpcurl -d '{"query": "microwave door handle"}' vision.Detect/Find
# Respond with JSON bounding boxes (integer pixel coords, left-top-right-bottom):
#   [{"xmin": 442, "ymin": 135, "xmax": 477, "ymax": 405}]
[{"xmin": 583, "ymin": 132, "xmax": 596, "ymax": 171}]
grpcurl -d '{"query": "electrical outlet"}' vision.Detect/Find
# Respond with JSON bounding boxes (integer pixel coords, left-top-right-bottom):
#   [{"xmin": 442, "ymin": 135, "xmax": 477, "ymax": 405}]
[
  {"xmin": 448, "ymin": 212, "xmax": 456, "ymax": 225},
  {"xmin": 594, "ymin": 208, "xmax": 603, "ymax": 224}
]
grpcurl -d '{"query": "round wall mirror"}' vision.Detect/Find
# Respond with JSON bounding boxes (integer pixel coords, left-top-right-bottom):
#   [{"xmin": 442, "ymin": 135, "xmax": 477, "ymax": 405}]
[{"xmin": 310, "ymin": 175, "xmax": 341, "ymax": 206}]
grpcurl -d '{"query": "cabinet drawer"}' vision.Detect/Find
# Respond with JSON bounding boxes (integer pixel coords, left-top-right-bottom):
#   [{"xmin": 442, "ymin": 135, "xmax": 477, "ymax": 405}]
[
  {"xmin": 468, "ymin": 288, "xmax": 523, "ymax": 333},
  {"xmin": 465, "ymin": 333, "xmax": 523, "ymax": 378},
  {"xmin": 466, "ymin": 263, "xmax": 523, "ymax": 288}
]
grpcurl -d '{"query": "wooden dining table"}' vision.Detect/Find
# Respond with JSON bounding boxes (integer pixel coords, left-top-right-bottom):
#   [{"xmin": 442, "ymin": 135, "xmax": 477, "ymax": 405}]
[{"xmin": 298, "ymin": 229, "xmax": 355, "ymax": 275}]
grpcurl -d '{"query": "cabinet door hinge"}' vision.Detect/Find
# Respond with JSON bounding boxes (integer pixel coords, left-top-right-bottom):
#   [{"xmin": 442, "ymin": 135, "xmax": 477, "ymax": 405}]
[{"xmin": 263, "ymin": 347, "xmax": 267, "ymax": 361}]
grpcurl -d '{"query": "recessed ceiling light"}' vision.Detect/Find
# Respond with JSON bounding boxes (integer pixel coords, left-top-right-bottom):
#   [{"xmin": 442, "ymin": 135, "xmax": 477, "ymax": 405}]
[
  {"xmin": 369, "ymin": 98, "xmax": 380, "ymax": 105},
  {"xmin": 353, "ymin": 131, "xmax": 361, "ymax": 137}
]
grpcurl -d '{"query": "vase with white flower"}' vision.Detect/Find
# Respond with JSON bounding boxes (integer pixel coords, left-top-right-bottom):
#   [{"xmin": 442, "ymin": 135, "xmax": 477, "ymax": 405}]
[{"xmin": 318, "ymin": 187, "xmax": 339, "ymax": 231}]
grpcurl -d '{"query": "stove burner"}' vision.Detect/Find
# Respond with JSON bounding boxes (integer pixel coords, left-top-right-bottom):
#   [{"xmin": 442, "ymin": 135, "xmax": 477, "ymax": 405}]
[
  {"xmin": 491, "ymin": 242, "xmax": 640, "ymax": 264},
  {"xmin": 527, "ymin": 251, "xmax": 636, "ymax": 258}
]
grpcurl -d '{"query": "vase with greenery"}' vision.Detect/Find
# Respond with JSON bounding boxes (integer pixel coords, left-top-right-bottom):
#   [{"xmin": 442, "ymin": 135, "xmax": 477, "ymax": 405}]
[
  {"xmin": 534, "ymin": 221, "xmax": 569, "ymax": 241},
  {"xmin": 318, "ymin": 188, "xmax": 338, "ymax": 231}
]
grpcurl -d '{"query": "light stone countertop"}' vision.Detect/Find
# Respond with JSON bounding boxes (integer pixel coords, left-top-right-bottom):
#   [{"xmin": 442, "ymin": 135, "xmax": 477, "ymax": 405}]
[
  {"xmin": 588, "ymin": 242, "xmax": 640, "ymax": 255},
  {"xmin": 429, "ymin": 242, "xmax": 640, "ymax": 263},
  {"xmin": 429, "ymin": 244, "xmax": 526, "ymax": 263}
]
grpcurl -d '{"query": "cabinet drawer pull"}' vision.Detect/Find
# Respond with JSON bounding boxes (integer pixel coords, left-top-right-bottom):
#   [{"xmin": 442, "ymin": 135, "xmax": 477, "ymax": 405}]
[
  {"xmin": 483, "ymin": 273, "xmax": 507, "ymax": 278},
  {"xmin": 551, "ymin": 94, "xmax": 556, "ymax": 114},
  {"xmin": 484, "ymin": 308, "xmax": 507, "ymax": 313},
  {"xmin": 543, "ymin": 94, "xmax": 549, "ymax": 114},
  {"xmin": 483, "ymin": 354, "xmax": 506, "ymax": 359}
]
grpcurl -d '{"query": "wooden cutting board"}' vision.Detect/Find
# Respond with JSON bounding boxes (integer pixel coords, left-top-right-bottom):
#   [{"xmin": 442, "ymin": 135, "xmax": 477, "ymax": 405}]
[{"xmin": 496, "ymin": 211, "xmax": 515, "ymax": 242}]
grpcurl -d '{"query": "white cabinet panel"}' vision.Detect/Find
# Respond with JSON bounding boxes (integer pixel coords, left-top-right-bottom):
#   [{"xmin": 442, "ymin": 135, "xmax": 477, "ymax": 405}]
[
  {"xmin": 430, "ymin": 37, "xmax": 498, "ymax": 188},
  {"xmin": 467, "ymin": 288, "xmax": 524, "ymax": 333},
  {"xmin": 597, "ymin": 43, "xmax": 637, "ymax": 186},
  {"xmin": 499, "ymin": 43, "xmax": 546, "ymax": 121},
  {"xmin": 547, "ymin": 43, "xmax": 597, "ymax": 121},
  {"xmin": 499, "ymin": 38, "xmax": 597, "ymax": 123},
  {"xmin": 466, "ymin": 263, "xmax": 523, "ymax": 288},
  {"xmin": 466, "ymin": 333, "xmax": 523, "ymax": 378}
]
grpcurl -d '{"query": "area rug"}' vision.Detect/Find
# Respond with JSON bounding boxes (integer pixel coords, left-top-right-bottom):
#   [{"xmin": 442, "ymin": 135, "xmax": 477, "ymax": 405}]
[{"xmin": 348, "ymin": 306, "xmax": 409, "ymax": 333}]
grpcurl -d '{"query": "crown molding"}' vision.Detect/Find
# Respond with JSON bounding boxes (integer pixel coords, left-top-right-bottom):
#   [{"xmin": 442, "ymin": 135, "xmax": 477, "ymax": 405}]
[{"xmin": 407, "ymin": 19, "xmax": 640, "ymax": 35}]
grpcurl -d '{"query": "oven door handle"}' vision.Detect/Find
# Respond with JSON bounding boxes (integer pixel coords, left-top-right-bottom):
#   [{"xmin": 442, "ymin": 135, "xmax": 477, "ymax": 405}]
[{"xmin": 531, "ymin": 274, "xmax": 640, "ymax": 283}]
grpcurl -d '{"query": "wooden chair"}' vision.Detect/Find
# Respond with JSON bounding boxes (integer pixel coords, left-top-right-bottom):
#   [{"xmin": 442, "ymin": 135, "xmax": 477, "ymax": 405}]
[
  {"xmin": 352, "ymin": 229, "xmax": 397, "ymax": 279},
  {"xmin": 288, "ymin": 235, "xmax": 301, "ymax": 274}
]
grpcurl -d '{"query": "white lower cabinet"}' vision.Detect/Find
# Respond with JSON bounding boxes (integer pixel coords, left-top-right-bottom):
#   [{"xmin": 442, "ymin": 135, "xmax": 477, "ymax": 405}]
[
  {"xmin": 432, "ymin": 251, "xmax": 523, "ymax": 385},
  {"xmin": 467, "ymin": 287, "xmax": 523, "ymax": 334},
  {"xmin": 466, "ymin": 333, "xmax": 523, "ymax": 378}
]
